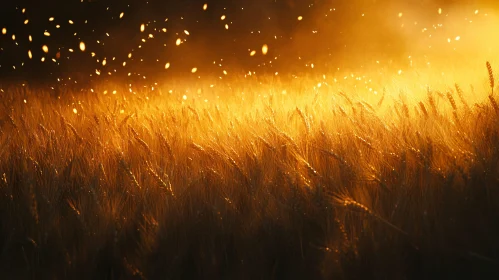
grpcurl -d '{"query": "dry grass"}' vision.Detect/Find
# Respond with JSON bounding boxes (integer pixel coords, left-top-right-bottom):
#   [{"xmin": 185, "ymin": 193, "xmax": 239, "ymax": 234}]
[{"xmin": 0, "ymin": 65, "xmax": 499, "ymax": 279}]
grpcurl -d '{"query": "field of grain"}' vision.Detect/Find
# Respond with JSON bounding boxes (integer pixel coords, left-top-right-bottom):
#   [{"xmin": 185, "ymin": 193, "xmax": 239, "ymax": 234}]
[{"xmin": 0, "ymin": 63, "xmax": 498, "ymax": 279}]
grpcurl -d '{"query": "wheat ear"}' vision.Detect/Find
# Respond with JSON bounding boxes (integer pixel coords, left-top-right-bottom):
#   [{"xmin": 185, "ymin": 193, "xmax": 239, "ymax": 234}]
[{"xmin": 487, "ymin": 61, "xmax": 494, "ymax": 95}]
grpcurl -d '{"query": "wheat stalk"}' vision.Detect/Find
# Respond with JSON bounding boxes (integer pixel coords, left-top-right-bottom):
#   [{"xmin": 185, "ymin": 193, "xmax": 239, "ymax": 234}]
[
  {"xmin": 296, "ymin": 107, "xmax": 310, "ymax": 134},
  {"xmin": 487, "ymin": 61, "xmax": 495, "ymax": 95},
  {"xmin": 419, "ymin": 102, "xmax": 429, "ymax": 118},
  {"xmin": 489, "ymin": 95, "xmax": 499, "ymax": 115}
]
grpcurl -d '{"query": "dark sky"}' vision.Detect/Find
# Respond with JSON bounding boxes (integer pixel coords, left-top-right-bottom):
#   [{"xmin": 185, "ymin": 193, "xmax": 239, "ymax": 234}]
[{"xmin": 0, "ymin": 0, "xmax": 497, "ymax": 84}]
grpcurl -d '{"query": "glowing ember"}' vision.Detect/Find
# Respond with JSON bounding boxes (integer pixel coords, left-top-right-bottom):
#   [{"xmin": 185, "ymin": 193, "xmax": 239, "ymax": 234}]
[
  {"xmin": 42, "ymin": 45, "xmax": 49, "ymax": 53},
  {"xmin": 262, "ymin": 44, "xmax": 268, "ymax": 55},
  {"xmin": 79, "ymin": 42, "xmax": 86, "ymax": 51}
]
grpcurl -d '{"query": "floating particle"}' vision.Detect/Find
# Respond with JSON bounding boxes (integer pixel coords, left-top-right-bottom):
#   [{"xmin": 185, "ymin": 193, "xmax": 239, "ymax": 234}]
[
  {"xmin": 438, "ymin": 8, "xmax": 442, "ymax": 14},
  {"xmin": 128, "ymin": 52, "xmax": 132, "ymax": 58},
  {"xmin": 1, "ymin": 28, "xmax": 6, "ymax": 34},
  {"xmin": 297, "ymin": 16, "xmax": 303, "ymax": 20},
  {"xmin": 203, "ymin": 3, "xmax": 208, "ymax": 10},
  {"xmin": 250, "ymin": 50, "xmax": 256, "ymax": 56},
  {"xmin": 221, "ymin": 15, "xmax": 226, "ymax": 20},
  {"xmin": 191, "ymin": 67, "xmax": 197, "ymax": 73},
  {"xmin": 165, "ymin": 62, "xmax": 170, "ymax": 69},
  {"xmin": 28, "ymin": 50, "xmax": 32, "ymax": 59},
  {"xmin": 24, "ymin": 19, "xmax": 29, "ymax": 24},
  {"xmin": 455, "ymin": 36, "xmax": 460, "ymax": 41},
  {"xmin": 225, "ymin": 24, "xmax": 229, "ymax": 29},
  {"xmin": 183, "ymin": 95, "xmax": 187, "ymax": 100},
  {"xmin": 184, "ymin": 30, "xmax": 190, "ymax": 35},
  {"xmin": 73, "ymin": 108, "xmax": 78, "ymax": 114},
  {"xmin": 140, "ymin": 24, "xmax": 145, "ymax": 32},
  {"xmin": 79, "ymin": 41, "xmax": 85, "ymax": 51},
  {"xmin": 398, "ymin": 12, "xmax": 403, "ymax": 18},
  {"xmin": 68, "ymin": 20, "xmax": 74, "ymax": 24},
  {"xmin": 176, "ymin": 38, "xmax": 182, "ymax": 45},
  {"xmin": 120, "ymin": 12, "xmax": 124, "ymax": 18},
  {"xmin": 42, "ymin": 45, "xmax": 49, "ymax": 53},
  {"xmin": 262, "ymin": 44, "xmax": 268, "ymax": 55},
  {"xmin": 49, "ymin": 17, "xmax": 54, "ymax": 21},
  {"xmin": 44, "ymin": 31, "xmax": 51, "ymax": 36},
  {"xmin": 28, "ymin": 35, "xmax": 32, "ymax": 41},
  {"xmin": 102, "ymin": 59, "xmax": 107, "ymax": 66}
]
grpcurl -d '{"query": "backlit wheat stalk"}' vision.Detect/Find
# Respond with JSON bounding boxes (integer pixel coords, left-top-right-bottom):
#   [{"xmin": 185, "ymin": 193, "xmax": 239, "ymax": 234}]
[{"xmin": 487, "ymin": 61, "xmax": 494, "ymax": 95}]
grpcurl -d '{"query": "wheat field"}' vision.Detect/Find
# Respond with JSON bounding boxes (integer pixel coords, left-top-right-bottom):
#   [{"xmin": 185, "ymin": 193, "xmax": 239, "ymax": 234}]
[{"xmin": 0, "ymin": 63, "xmax": 498, "ymax": 279}]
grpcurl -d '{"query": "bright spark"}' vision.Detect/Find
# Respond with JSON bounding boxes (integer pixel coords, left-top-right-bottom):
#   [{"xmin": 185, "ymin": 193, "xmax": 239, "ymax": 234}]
[{"xmin": 262, "ymin": 44, "xmax": 268, "ymax": 55}]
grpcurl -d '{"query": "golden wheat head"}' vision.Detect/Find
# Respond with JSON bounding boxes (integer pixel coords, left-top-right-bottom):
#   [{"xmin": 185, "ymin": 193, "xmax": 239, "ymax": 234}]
[{"xmin": 486, "ymin": 61, "xmax": 494, "ymax": 95}]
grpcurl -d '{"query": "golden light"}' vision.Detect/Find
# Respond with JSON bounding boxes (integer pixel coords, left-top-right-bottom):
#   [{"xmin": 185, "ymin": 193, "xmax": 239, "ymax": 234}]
[
  {"xmin": 297, "ymin": 16, "xmax": 303, "ymax": 21},
  {"xmin": 262, "ymin": 44, "xmax": 268, "ymax": 55},
  {"xmin": 79, "ymin": 42, "xmax": 86, "ymax": 51},
  {"xmin": 28, "ymin": 50, "xmax": 32, "ymax": 59},
  {"xmin": 250, "ymin": 50, "xmax": 256, "ymax": 56},
  {"xmin": 221, "ymin": 15, "xmax": 226, "ymax": 20},
  {"xmin": 165, "ymin": 62, "xmax": 170, "ymax": 69},
  {"xmin": 120, "ymin": 12, "xmax": 124, "ymax": 19},
  {"xmin": 203, "ymin": 3, "xmax": 208, "ymax": 10},
  {"xmin": 140, "ymin": 24, "xmax": 145, "ymax": 32},
  {"xmin": 49, "ymin": 17, "xmax": 54, "ymax": 21},
  {"xmin": 176, "ymin": 38, "xmax": 182, "ymax": 46},
  {"xmin": 44, "ymin": 31, "xmax": 51, "ymax": 36},
  {"xmin": 1, "ymin": 28, "xmax": 6, "ymax": 35},
  {"xmin": 191, "ymin": 67, "xmax": 198, "ymax": 73},
  {"xmin": 42, "ymin": 45, "xmax": 49, "ymax": 53}
]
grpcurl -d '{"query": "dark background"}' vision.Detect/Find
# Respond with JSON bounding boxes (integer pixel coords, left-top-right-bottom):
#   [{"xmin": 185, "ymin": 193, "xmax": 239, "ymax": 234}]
[{"xmin": 0, "ymin": 0, "xmax": 497, "ymax": 84}]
